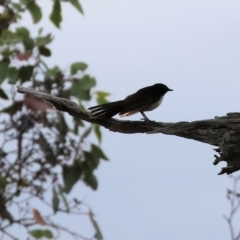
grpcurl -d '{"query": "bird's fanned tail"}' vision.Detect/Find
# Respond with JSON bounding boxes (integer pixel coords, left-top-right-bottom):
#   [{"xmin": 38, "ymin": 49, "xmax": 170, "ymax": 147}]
[{"xmin": 88, "ymin": 100, "xmax": 124, "ymax": 118}]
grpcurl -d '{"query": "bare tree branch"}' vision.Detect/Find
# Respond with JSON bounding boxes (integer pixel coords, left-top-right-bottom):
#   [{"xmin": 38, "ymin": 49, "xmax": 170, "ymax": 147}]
[{"xmin": 17, "ymin": 86, "xmax": 240, "ymax": 175}]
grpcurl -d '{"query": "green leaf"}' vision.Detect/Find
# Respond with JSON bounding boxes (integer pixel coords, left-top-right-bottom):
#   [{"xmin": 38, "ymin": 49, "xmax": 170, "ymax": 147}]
[
  {"xmin": 23, "ymin": 38, "xmax": 34, "ymax": 50},
  {"xmin": 96, "ymin": 91, "xmax": 110, "ymax": 105},
  {"xmin": 39, "ymin": 46, "xmax": 51, "ymax": 57},
  {"xmin": 71, "ymin": 62, "xmax": 88, "ymax": 74},
  {"xmin": 12, "ymin": 3, "xmax": 22, "ymax": 11},
  {"xmin": 83, "ymin": 144, "xmax": 107, "ymax": 171},
  {"xmin": 84, "ymin": 150, "xmax": 99, "ymax": 169},
  {"xmin": 46, "ymin": 66, "xmax": 61, "ymax": 78},
  {"xmin": 58, "ymin": 89, "xmax": 71, "ymax": 99},
  {"xmin": 2, "ymin": 101, "xmax": 23, "ymax": 115},
  {"xmin": 94, "ymin": 124, "xmax": 101, "ymax": 143},
  {"xmin": 29, "ymin": 229, "xmax": 44, "ymax": 239},
  {"xmin": 16, "ymin": 27, "xmax": 30, "ymax": 39},
  {"xmin": 80, "ymin": 75, "xmax": 96, "ymax": 90},
  {"xmin": 7, "ymin": 67, "xmax": 18, "ymax": 84},
  {"xmin": 43, "ymin": 229, "xmax": 54, "ymax": 239},
  {"xmin": 0, "ymin": 88, "xmax": 8, "ymax": 99},
  {"xmin": 72, "ymin": 88, "xmax": 90, "ymax": 101},
  {"xmin": 52, "ymin": 187, "xmax": 60, "ymax": 213},
  {"xmin": 91, "ymin": 144, "xmax": 108, "ymax": 161},
  {"xmin": 18, "ymin": 65, "xmax": 34, "ymax": 83},
  {"xmin": 67, "ymin": 0, "xmax": 84, "ymax": 14},
  {"xmin": 0, "ymin": 30, "xmax": 22, "ymax": 44},
  {"xmin": 20, "ymin": 0, "xmax": 32, "ymax": 5},
  {"xmin": 27, "ymin": 2, "xmax": 42, "ymax": 23},
  {"xmin": 50, "ymin": 0, "xmax": 62, "ymax": 28},
  {"xmin": 83, "ymin": 172, "xmax": 98, "ymax": 190},
  {"xmin": 35, "ymin": 34, "xmax": 53, "ymax": 46},
  {"xmin": 0, "ymin": 175, "xmax": 7, "ymax": 190},
  {"xmin": 71, "ymin": 75, "xmax": 96, "ymax": 101},
  {"xmin": 0, "ymin": 60, "xmax": 9, "ymax": 84},
  {"xmin": 62, "ymin": 161, "xmax": 82, "ymax": 193},
  {"xmin": 1, "ymin": 48, "xmax": 13, "ymax": 58}
]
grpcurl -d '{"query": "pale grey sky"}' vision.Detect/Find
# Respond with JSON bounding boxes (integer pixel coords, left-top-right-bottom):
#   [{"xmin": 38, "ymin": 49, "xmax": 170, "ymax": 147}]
[{"xmin": 20, "ymin": 0, "xmax": 240, "ymax": 239}]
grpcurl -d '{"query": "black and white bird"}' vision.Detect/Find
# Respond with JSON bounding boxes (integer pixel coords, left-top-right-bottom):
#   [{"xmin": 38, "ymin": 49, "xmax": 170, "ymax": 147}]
[{"xmin": 88, "ymin": 83, "xmax": 173, "ymax": 121}]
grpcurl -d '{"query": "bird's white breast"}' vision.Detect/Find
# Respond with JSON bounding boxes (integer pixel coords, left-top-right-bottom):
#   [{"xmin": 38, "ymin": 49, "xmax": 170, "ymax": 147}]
[{"xmin": 144, "ymin": 96, "xmax": 164, "ymax": 111}]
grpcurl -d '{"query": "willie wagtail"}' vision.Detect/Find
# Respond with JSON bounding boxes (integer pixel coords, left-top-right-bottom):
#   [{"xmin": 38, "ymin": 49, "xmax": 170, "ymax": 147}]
[{"xmin": 88, "ymin": 83, "xmax": 173, "ymax": 121}]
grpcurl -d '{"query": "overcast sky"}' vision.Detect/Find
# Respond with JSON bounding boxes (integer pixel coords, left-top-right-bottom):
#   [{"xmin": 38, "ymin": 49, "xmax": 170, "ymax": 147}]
[{"xmin": 20, "ymin": 0, "xmax": 240, "ymax": 239}]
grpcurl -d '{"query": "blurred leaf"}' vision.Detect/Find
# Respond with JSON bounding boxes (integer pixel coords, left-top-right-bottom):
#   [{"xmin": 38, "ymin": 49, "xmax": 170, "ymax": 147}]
[
  {"xmin": 52, "ymin": 187, "xmax": 60, "ymax": 213},
  {"xmin": 83, "ymin": 144, "xmax": 107, "ymax": 171},
  {"xmin": 71, "ymin": 62, "xmax": 88, "ymax": 74},
  {"xmin": 35, "ymin": 34, "xmax": 53, "ymax": 47},
  {"xmin": 20, "ymin": 0, "xmax": 31, "ymax": 5},
  {"xmin": 43, "ymin": 229, "xmax": 54, "ymax": 239},
  {"xmin": 46, "ymin": 66, "xmax": 61, "ymax": 78},
  {"xmin": 71, "ymin": 75, "xmax": 96, "ymax": 101},
  {"xmin": 0, "ymin": 88, "xmax": 8, "ymax": 99},
  {"xmin": 74, "ymin": 74, "xmax": 96, "ymax": 90},
  {"xmin": 0, "ymin": 60, "xmax": 9, "ymax": 84},
  {"xmin": 33, "ymin": 209, "xmax": 46, "ymax": 225},
  {"xmin": 39, "ymin": 46, "xmax": 51, "ymax": 57},
  {"xmin": 1, "ymin": 48, "xmax": 13, "ymax": 58},
  {"xmin": 0, "ymin": 30, "xmax": 22, "ymax": 44},
  {"xmin": 80, "ymin": 75, "xmax": 96, "ymax": 90},
  {"xmin": 57, "ymin": 114, "xmax": 68, "ymax": 133},
  {"xmin": 16, "ymin": 27, "xmax": 30, "ymax": 38},
  {"xmin": 16, "ymin": 52, "xmax": 31, "ymax": 61},
  {"xmin": 27, "ymin": 1, "xmax": 42, "ymax": 23},
  {"xmin": 0, "ymin": 175, "xmax": 7, "ymax": 190},
  {"xmin": 89, "ymin": 209, "xmax": 103, "ymax": 240},
  {"xmin": 39, "ymin": 132, "xmax": 56, "ymax": 165},
  {"xmin": 67, "ymin": 0, "xmax": 84, "ymax": 14},
  {"xmin": 93, "ymin": 125, "xmax": 102, "ymax": 143},
  {"xmin": 29, "ymin": 229, "xmax": 44, "ymax": 239},
  {"xmin": 73, "ymin": 118, "xmax": 84, "ymax": 134},
  {"xmin": 83, "ymin": 172, "xmax": 98, "ymax": 190},
  {"xmin": 23, "ymin": 38, "xmax": 34, "ymax": 50},
  {"xmin": 91, "ymin": 144, "xmax": 108, "ymax": 161},
  {"xmin": 11, "ymin": 2, "xmax": 22, "ymax": 11},
  {"xmin": 19, "ymin": 65, "xmax": 34, "ymax": 83},
  {"xmin": 38, "ymin": 28, "xmax": 43, "ymax": 35},
  {"xmin": 80, "ymin": 126, "xmax": 92, "ymax": 141},
  {"xmin": 7, "ymin": 67, "xmax": 18, "ymax": 84},
  {"xmin": 84, "ymin": 151, "xmax": 99, "ymax": 169},
  {"xmin": 72, "ymin": 88, "xmax": 90, "ymax": 101},
  {"xmin": 63, "ymin": 161, "xmax": 82, "ymax": 193},
  {"xmin": 58, "ymin": 184, "xmax": 69, "ymax": 212},
  {"xmin": 2, "ymin": 101, "xmax": 23, "ymax": 115},
  {"xmin": 50, "ymin": 0, "xmax": 62, "ymax": 28},
  {"xmin": 96, "ymin": 91, "xmax": 110, "ymax": 105}
]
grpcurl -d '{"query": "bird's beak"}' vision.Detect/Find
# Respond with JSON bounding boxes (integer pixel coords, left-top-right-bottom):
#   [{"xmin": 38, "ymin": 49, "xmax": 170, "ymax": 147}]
[{"xmin": 168, "ymin": 89, "xmax": 173, "ymax": 91}]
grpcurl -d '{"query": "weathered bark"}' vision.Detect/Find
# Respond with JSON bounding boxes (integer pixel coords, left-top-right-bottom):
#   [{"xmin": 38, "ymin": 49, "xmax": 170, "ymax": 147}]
[{"xmin": 17, "ymin": 86, "xmax": 240, "ymax": 175}]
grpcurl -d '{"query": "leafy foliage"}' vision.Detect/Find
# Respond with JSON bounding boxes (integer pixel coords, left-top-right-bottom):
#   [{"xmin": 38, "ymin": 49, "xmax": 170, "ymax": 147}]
[{"xmin": 0, "ymin": 1, "xmax": 109, "ymax": 239}]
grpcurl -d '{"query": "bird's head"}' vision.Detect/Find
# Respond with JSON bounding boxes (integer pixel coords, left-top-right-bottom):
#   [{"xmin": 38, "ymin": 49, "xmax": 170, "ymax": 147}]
[{"xmin": 155, "ymin": 83, "xmax": 173, "ymax": 94}]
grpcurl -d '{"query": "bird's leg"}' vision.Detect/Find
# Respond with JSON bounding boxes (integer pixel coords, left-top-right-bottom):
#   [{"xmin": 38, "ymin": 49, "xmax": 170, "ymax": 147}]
[{"xmin": 140, "ymin": 112, "xmax": 151, "ymax": 121}]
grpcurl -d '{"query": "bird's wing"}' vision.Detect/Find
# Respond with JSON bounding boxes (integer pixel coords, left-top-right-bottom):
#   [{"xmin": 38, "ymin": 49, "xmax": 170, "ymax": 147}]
[{"xmin": 119, "ymin": 93, "xmax": 159, "ymax": 116}]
